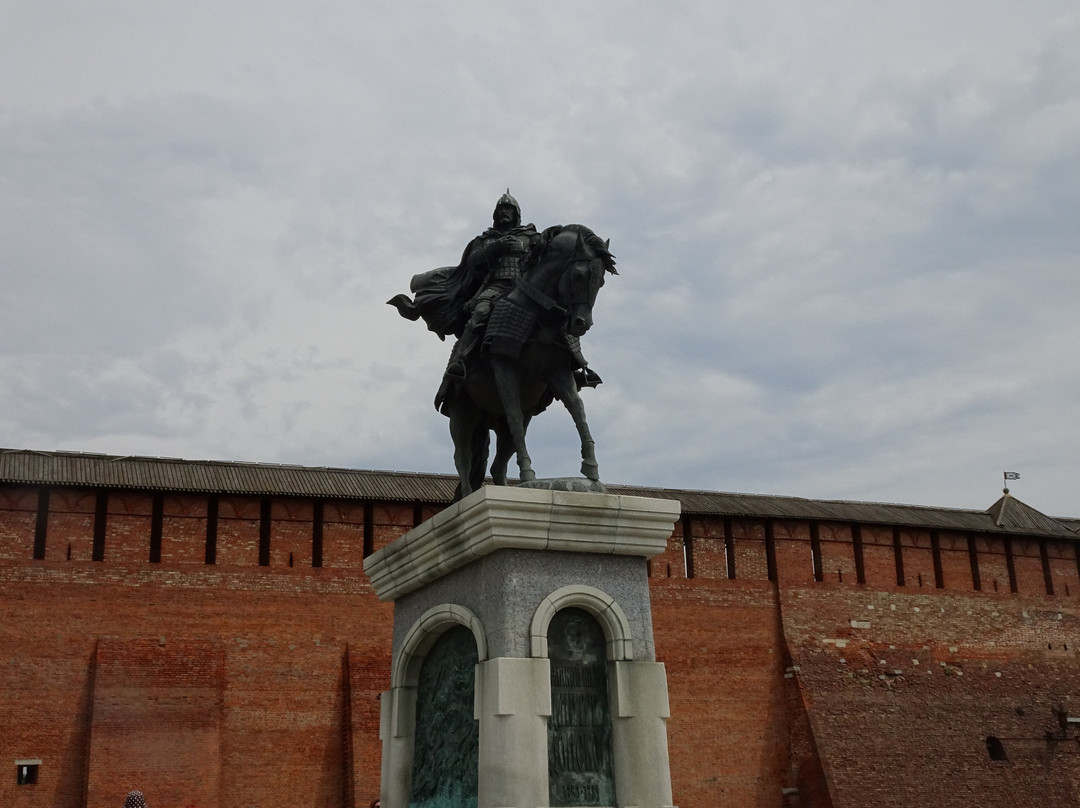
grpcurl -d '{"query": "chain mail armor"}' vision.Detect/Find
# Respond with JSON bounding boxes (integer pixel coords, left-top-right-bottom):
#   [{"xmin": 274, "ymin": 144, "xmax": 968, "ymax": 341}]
[{"xmin": 486, "ymin": 234, "xmax": 533, "ymax": 284}]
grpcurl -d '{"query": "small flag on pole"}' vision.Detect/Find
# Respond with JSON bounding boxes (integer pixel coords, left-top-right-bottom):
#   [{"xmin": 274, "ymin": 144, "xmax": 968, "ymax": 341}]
[{"xmin": 1004, "ymin": 471, "xmax": 1020, "ymax": 481}]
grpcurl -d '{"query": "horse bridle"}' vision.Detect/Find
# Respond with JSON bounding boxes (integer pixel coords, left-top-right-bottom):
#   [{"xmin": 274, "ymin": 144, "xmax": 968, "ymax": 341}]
[{"xmin": 514, "ymin": 229, "xmax": 598, "ymax": 321}]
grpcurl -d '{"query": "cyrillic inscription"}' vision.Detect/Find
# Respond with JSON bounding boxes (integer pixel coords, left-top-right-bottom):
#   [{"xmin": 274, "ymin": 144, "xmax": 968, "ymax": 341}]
[{"xmin": 548, "ymin": 608, "xmax": 615, "ymax": 807}]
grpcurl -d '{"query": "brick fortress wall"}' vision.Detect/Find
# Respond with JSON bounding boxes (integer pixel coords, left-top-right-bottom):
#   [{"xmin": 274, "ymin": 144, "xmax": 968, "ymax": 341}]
[{"xmin": 2, "ymin": 484, "xmax": 1079, "ymax": 808}]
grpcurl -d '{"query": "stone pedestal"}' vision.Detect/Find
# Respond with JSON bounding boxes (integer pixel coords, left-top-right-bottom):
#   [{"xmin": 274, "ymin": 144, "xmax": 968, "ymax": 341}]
[{"xmin": 365, "ymin": 485, "xmax": 680, "ymax": 808}]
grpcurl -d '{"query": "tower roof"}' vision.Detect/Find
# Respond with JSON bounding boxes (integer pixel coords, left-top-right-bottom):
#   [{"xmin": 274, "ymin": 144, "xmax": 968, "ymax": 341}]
[{"xmin": 986, "ymin": 489, "xmax": 1073, "ymax": 534}]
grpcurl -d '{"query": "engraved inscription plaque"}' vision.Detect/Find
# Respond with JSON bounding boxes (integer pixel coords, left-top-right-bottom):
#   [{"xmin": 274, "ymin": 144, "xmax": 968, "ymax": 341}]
[
  {"xmin": 548, "ymin": 608, "xmax": 615, "ymax": 807},
  {"xmin": 410, "ymin": 625, "xmax": 479, "ymax": 808}
]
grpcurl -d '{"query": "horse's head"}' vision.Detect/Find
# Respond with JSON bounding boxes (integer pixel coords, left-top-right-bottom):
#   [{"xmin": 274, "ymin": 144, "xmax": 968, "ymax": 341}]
[{"xmin": 533, "ymin": 225, "xmax": 617, "ymax": 338}]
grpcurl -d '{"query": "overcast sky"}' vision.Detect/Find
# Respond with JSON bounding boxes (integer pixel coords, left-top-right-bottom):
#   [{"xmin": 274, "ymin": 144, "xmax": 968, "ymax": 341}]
[{"xmin": 2, "ymin": 1, "xmax": 1078, "ymax": 516}]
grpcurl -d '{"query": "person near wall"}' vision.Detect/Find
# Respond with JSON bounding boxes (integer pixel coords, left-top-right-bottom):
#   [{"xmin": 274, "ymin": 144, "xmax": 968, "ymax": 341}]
[{"xmin": 123, "ymin": 791, "xmax": 148, "ymax": 808}]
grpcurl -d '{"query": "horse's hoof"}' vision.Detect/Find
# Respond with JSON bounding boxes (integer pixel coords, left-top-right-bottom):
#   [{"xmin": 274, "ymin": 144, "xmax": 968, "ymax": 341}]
[
  {"xmin": 520, "ymin": 470, "xmax": 536, "ymax": 483},
  {"xmin": 581, "ymin": 461, "xmax": 600, "ymax": 481}
]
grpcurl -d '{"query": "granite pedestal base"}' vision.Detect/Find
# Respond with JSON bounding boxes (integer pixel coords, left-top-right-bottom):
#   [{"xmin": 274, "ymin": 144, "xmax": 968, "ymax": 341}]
[{"xmin": 365, "ymin": 485, "xmax": 680, "ymax": 808}]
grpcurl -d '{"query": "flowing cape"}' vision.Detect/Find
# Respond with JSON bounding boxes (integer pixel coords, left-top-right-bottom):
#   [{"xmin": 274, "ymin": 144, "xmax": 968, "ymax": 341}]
[{"xmin": 387, "ymin": 225, "xmax": 537, "ymax": 338}]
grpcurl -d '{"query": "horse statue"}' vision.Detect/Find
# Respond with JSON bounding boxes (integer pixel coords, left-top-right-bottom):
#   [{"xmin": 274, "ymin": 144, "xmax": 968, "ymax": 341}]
[{"xmin": 391, "ymin": 223, "xmax": 616, "ymax": 500}]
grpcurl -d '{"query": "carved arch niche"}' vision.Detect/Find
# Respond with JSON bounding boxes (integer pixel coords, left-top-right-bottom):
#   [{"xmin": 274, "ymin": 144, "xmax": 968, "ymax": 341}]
[
  {"xmin": 530, "ymin": 585, "xmax": 634, "ymax": 807},
  {"xmin": 385, "ymin": 604, "xmax": 488, "ymax": 808}
]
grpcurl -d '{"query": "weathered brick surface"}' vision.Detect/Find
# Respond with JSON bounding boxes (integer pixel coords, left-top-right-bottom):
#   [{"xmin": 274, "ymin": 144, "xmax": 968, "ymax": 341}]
[
  {"xmin": 45, "ymin": 489, "xmax": 97, "ymax": 561},
  {"xmin": 88, "ymin": 638, "xmax": 222, "ymax": 808},
  {"xmin": 937, "ymin": 530, "xmax": 972, "ymax": 590},
  {"xmin": 818, "ymin": 522, "xmax": 857, "ymax": 585},
  {"xmin": 1012, "ymin": 537, "xmax": 1049, "ymax": 595},
  {"xmin": 732, "ymin": 520, "xmax": 770, "ymax": 581},
  {"xmin": 161, "ymin": 494, "xmax": 209, "ymax": 564},
  {"xmin": 270, "ymin": 498, "xmax": 315, "ymax": 567},
  {"xmin": 652, "ymin": 579, "xmax": 798, "ymax": 807},
  {"xmin": 978, "ymin": 535, "xmax": 1013, "ymax": 594},
  {"xmin": 216, "ymin": 495, "xmax": 262, "ymax": 566},
  {"xmin": 3, "ymin": 483, "xmax": 1079, "ymax": 808},
  {"xmin": 104, "ymin": 493, "xmax": 153, "ymax": 563},
  {"xmin": 859, "ymin": 525, "xmax": 899, "ymax": 588},
  {"xmin": 1049, "ymin": 541, "xmax": 1080, "ymax": 597},
  {"xmin": 0, "ymin": 567, "xmax": 389, "ymax": 808},
  {"xmin": 774, "ymin": 521, "xmax": 816, "ymax": 585},
  {"xmin": 899, "ymin": 528, "xmax": 936, "ymax": 590},
  {"xmin": 779, "ymin": 587, "xmax": 1080, "ymax": 807},
  {"xmin": 0, "ymin": 486, "xmax": 37, "ymax": 559},
  {"xmin": 324, "ymin": 501, "xmax": 366, "ymax": 570}
]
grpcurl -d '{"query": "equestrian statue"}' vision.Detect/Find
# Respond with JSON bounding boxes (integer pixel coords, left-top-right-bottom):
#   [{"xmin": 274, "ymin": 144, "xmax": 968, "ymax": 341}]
[{"xmin": 388, "ymin": 192, "xmax": 616, "ymax": 499}]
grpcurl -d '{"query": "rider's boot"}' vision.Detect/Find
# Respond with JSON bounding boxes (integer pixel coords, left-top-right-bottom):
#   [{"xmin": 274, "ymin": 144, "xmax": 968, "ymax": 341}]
[
  {"xmin": 446, "ymin": 326, "xmax": 480, "ymax": 381},
  {"xmin": 435, "ymin": 330, "xmax": 478, "ymax": 411}
]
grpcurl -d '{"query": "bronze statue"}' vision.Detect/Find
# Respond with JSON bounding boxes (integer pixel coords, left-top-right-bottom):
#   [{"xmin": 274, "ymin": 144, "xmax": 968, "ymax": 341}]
[{"xmin": 389, "ymin": 195, "xmax": 616, "ymax": 499}]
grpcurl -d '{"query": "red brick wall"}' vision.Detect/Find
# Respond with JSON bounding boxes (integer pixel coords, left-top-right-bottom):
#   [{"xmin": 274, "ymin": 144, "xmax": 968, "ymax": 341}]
[
  {"xmin": 371, "ymin": 502, "xmax": 414, "ymax": 553},
  {"xmin": 899, "ymin": 527, "xmax": 936, "ymax": 590},
  {"xmin": 45, "ymin": 489, "xmax": 97, "ymax": 561},
  {"xmin": 161, "ymin": 494, "xmax": 209, "ymax": 565},
  {"xmin": 1048, "ymin": 541, "xmax": 1080, "ymax": 597},
  {"xmin": 1, "ymin": 610, "xmax": 96, "ymax": 808},
  {"xmin": 1012, "ymin": 537, "xmax": 1049, "ymax": 595},
  {"xmin": 104, "ymin": 493, "xmax": 153, "ymax": 563},
  {"xmin": 323, "ymin": 501, "xmax": 366, "ymax": 570},
  {"xmin": 860, "ymin": 525, "xmax": 899, "ymax": 588},
  {"xmin": 732, "ymin": 519, "xmax": 770, "ymax": 581},
  {"xmin": 0, "ymin": 485, "xmax": 395, "ymax": 808},
  {"xmin": 4, "ymin": 483, "xmax": 1080, "ymax": 808},
  {"xmin": 818, "ymin": 522, "xmax": 857, "ymax": 585},
  {"xmin": 683, "ymin": 516, "xmax": 727, "ymax": 580},
  {"xmin": 270, "ymin": 498, "xmax": 315, "ymax": 567},
  {"xmin": 651, "ymin": 579, "xmax": 796, "ymax": 808},
  {"xmin": 216, "ymin": 496, "xmax": 262, "ymax": 566},
  {"xmin": 779, "ymin": 586, "xmax": 1080, "ymax": 807},
  {"xmin": 772, "ymin": 521, "xmax": 811, "ymax": 585},
  {"xmin": 88, "ymin": 638, "xmax": 222, "ymax": 808},
  {"xmin": 977, "ymin": 534, "xmax": 1013, "ymax": 594},
  {"xmin": 0, "ymin": 568, "xmax": 390, "ymax": 808},
  {"xmin": 0, "ymin": 486, "xmax": 37, "ymax": 560}
]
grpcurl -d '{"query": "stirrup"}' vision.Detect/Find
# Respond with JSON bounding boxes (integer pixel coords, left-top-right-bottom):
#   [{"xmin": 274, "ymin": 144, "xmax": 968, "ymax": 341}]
[
  {"xmin": 446, "ymin": 361, "xmax": 466, "ymax": 381},
  {"xmin": 574, "ymin": 367, "xmax": 603, "ymax": 389}
]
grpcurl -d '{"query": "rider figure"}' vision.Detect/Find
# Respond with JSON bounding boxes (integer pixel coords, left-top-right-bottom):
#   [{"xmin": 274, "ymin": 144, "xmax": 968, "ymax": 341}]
[
  {"xmin": 443, "ymin": 192, "xmax": 540, "ymax": 381},
  {"xmin": 387, "ymin": 192, "xmax": 602, "ymax": 411}
]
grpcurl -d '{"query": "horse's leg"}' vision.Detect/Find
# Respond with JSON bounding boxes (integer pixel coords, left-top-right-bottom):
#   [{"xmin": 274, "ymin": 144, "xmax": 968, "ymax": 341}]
[
  {"xmin": 469, "ymin": 423, "xmax": 490, "ymax": 494},
  {"xmin": 490, "ymin": 415, "xmax": 531, "ymax": 485},
  {"xmin": 448, "ymin": 403, "xmax": 483, "ymax": 499},
  {"xmin": 490, "ymin": 419, "xmax": 512, "ymax": 486},
  {"xmin": 491, "ymin": 356, "xmax": 535, "ymax": 482},
  {"xmin": 547, "ymin": 366, "xmax": 600, "ymax": 481}
]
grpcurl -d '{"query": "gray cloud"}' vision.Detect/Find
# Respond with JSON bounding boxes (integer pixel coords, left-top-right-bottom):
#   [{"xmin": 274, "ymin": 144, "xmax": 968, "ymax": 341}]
[{"xmin": 2, "ymin": 1, "xmax": 1078, "ymax": 516}]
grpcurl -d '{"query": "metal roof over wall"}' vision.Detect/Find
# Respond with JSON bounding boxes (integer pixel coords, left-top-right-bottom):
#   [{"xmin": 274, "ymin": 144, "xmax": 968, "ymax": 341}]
[{"xmin": 2, "ymin": 448, "xmax": 1076, "ymax": 539}]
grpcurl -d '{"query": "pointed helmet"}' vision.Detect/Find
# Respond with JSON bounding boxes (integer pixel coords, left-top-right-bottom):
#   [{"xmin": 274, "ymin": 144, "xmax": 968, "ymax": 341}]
[{"xmin": 492, "ymin": 189, "xmax": 521, "ymax": 225}]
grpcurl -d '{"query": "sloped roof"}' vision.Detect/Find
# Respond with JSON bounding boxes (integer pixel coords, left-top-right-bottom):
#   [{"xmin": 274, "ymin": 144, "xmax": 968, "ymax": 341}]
[
  {"xmin": 1, "ymin": 448, "xmax": 1076, "ymax": 539},
  {"xmin": 611, "ymin": 483, "xmax": 1078, "ymax": 538},
  {"xmin": 987, "ymin": 491, "xmax": 1072, "ymax": 534},
  {"xmin": 0, "ymin": 448, "xmax": 457, "ymax": 502}
]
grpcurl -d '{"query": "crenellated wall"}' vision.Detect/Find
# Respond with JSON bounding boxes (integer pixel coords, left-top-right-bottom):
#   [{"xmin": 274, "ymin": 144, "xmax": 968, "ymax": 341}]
[
  {"xmin": 650, "ymin": 512, "xmax": 1080, "ymax": 598},
  {"xmin": 3, "ymin": 481, "xmax": 1079, "ymax": 808}
]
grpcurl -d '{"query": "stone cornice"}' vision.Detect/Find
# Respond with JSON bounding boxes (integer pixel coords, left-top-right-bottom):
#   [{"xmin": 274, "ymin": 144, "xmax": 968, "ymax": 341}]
[{"xmin": 364, "ymin": 486, "xmax": 681, "ymax": 602}]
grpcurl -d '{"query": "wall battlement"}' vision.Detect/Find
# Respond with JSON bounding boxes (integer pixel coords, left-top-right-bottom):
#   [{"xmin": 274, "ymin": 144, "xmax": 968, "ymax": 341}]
[
  {"xmin": 4, "ymin": 483, "xmax": 1077, "ymax": 602},
  {"xmin": 2, "ymin": 452, "xmax": 1079, "ymax": 808}
]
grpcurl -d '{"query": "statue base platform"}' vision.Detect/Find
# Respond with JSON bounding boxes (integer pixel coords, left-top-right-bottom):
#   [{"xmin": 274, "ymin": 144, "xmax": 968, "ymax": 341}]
[
  {"xmin": 365, "ymin": 485, "xmax": 680, "ymax": 808},
  {"xmin": 518, "ymin": 477, "xmax": 608, "ymax": 493}
]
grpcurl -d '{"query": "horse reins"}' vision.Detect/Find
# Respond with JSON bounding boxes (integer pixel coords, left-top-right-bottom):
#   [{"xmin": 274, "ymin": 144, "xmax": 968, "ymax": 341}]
[{"xmin": 513, "ymin": 229, "xmax": 589, "ymax": 319}]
